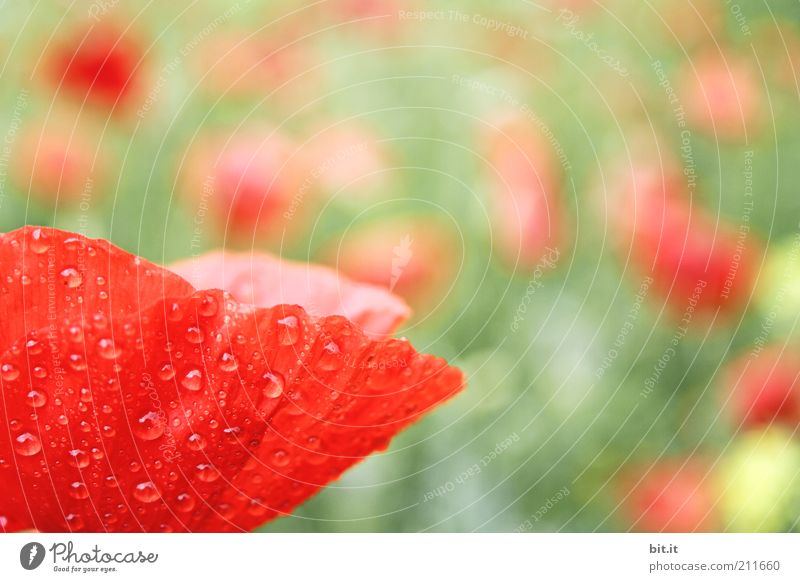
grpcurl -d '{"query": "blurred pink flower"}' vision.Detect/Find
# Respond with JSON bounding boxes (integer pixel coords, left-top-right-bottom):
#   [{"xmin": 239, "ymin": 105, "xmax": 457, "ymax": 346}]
[
  {"xmin": 680, "ymin": 50, "xmax": 761, "ymax": 140},
  {"xmin": 180, "ymin": 129, "xmax": 310, "ymax": 243},
  {"xmin": 481, "ymin": 110, "xmax": 565, "ymax": 270}
]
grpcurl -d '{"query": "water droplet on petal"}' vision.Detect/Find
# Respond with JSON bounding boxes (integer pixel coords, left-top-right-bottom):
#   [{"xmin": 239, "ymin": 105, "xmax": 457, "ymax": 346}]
[
  {"xmin": 133, "ymin": 411, "xmax": 165, "ymax": 441},
  {"xmin": 158, "ymin": 363, "xmax": 175, "ymax": 381},
  {"xmin": 69, "ymin": 481, "xmax": 90, "ymax": 500},
  {"xmin": 181, "ymin": 368, "xmax": 203, "ymax": 392},
  {"xmin": 29, "ymin": 228, "xmax": 50, "ymax": 254},
  {"xmin": 65, "ymin": 513, "xmax": 84, "ymax": 531},
  {"xmin": 175, "ymin": 493, "xmax": 195, "ymax": 512},
  {"xmin": 271, "ymin": 449, "xmax": 290, "ymax": 467},
  {"xmin": 97, "ymin": 338, "xmax": 121, "ymax": 360},
  {"xmin": 133, "ymin": 481, "xmax": 160, "ymax": 503},
  {"xmin": 218, "ymin": 352, "xmax": 238, "ymax": 372},
  {"xmin": 26, "ymin": 389, "xmax": 47, "ymax": 408},
  {"xmin": 262, "ymin": 372, "xmax": 284, "ymax": 399},
  {"xmin": 198, "ymin": 294, "xmax": 218, "ymax": 317},
  {"xmin": 318, "ymin": 341, "xmax": 342, "ymax": 371},
  {"xmin": 277, "ymin": 316, "xmax": 300, "ymax": 345},
  {"xmin": 14, "ymin": 433, "xmax": 41, "ymax": 456},
  {"xmin": 68, "ymin": 353, "xmax": 87, "ymax": 371},
  {"xmin": 196, "ymin": 463, "xmax": 220, "ymax": 482},
  {"xmin": 60, "ymin": 267, "xmax": 83, "ymax": 288},
  {"xmin": 68, "ymin": 449, "xmax": 90, "ymax": 469},
  {"xmin": 185, "ymin": 326, "xmax": 204, "ymax": 344},
  {"xmin": 1, "ymin": 363, "xmax": 19, "ymax": 381},
  {"xmin": 186, "ymin": 433, "xmax": 207, "ymax": 451}
]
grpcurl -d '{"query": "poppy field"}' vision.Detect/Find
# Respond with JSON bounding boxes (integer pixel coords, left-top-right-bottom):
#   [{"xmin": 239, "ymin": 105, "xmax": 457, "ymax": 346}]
[{"xmin": 1, "ymin": 0, "xmax": 800, "ymax": 532}]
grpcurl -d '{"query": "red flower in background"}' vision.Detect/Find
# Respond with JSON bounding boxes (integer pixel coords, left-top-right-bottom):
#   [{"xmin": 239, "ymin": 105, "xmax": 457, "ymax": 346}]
[
  {"xmin": 0, "ymin": 227, "xmax": 463, "ymax": 532},
  {"xmin": 481, "ymin": 110, "xmax": 565, "ymax": 270},
  {"xmin": 615, "ymin": 160, "xmax": 759, "ymax": 315},
  {"xmin": 620, "ymin": 460, "xmax": 720, "ymax": 532},
  {"xmin": 680, "ymin": 50, "xmax": 761, "ymax": 140},
  {"xmin": 48, "ymin": 23, "xmax": 146, "ymax": 112},
  {"xmin": 11, "ymin": 115, "xmax": 103, "ymax": 206},
  {"xmin": 722, "ymin": 347, "xmax": 800, "ymax": 430},
  {"xmin": 180, "ymin": 129, "xmax": 309, "ymax": 243}
]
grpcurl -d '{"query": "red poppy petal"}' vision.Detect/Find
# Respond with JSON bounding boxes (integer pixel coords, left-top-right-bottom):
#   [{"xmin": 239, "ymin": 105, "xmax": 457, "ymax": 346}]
[
  {"xmin": 0, "ymin": 272, "xmax": 462, "ymax": 531},
  {"xmin": 170, "ymin": 252, "xmax": 411, "ymax": 338},
  {"xmin": 0, "ymin": 226, "xmax": 194, "ymax": 351}
]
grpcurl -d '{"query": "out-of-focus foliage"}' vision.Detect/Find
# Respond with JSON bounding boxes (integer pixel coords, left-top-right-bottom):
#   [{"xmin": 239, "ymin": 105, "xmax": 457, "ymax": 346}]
[{"xmin": 2, "ymin": 0, "xmax": 800, "ymax": 531}]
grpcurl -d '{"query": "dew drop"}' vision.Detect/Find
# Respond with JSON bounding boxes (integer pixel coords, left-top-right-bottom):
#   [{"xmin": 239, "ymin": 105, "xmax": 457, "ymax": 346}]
[
  {"xmin": 277, "ymin": 315, "xmax": 300, "ymax": 345},
  {"xmin": 14, "ymin": 433, "xmax": 41, "ymax": 456},
  {"xmin": 25, "ymin": 338, "xmax": 43, "ymax": 355},
  {"xmin": 97, "ymin": 338, "xmax": 121, "ymax": 360},
  {"xmin": 262, "ymin": 372, "xmax": 285, "ymax": 399},
  {"xmin": 195, "ymin": 463, "xmax": 220, "ymax": 483},
  {"xmin": 68, "ymin": 353, "xmax": 87, "ymax": 371},
  {"xmin": 175, "ymin": 493, "xmax": 195, "ymax": 512},
  {"xmin": 318, "ymin": 341, "xmax": 342, "ymax": 371},
  {"xmin": 186, "ymin": 433, "xmax": 207, "ymax": 451},
  {"xmin": 133, "ymin": 411, "xmax": 165, "ymax": 441},
  {"xmin": 157, "ymin": 363, "xmax": 176, "ymax": 381},
  {"xmin": 270, "ymin": 449, "xmax": 290, "ymax": 467},
  {"xmin": 0, "ymin": 363, "xmax": 19, "ymax": 381},
  {"xmin": 218, "ymin": 352, "xmax": 238, "ymax": 373},
  {"xmin": 181, "ymin": 368, "xmax": 203, "ymax": 392},
  {"xmin": 133, "ymin": 481, "xmax": 160, "ymax": 503},
  {"xmin": 198, "ymin": 294, "xmax": 218, "ymax": 317},
  {"xmin": 64, "ymin": 513, "xmax": 84, "ymax": 531},
  {"xmin": 26, "ymin": 389, "xmax": 47, "ymax": 408},
  {"xmin": 29, "ymin": 228, "xmax": 50, "ymax": 254},
  {"xmin": 60, "ymin": 267, "xmax": 83, "ymax": 288},
  {"xmin": 185, "ymin": 326, "xmax": 204, "ymax": 344},
  {"xmin": 69, "ymin": 481, "xmax": 90, "ymax": 500},
  {"xmin": 67, "ymin": 449, "xmax": 90, "ymax": 469}
]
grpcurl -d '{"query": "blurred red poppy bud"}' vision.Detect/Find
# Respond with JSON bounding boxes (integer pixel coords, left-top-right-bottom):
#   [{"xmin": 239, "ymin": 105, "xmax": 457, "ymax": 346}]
[
  {"xmin": 620, "ymin": 460, "xmax": 720, "ymax": 532},
  {"xmin": 722, "ymin": 347, "xmax": 800, "ymax": 430},
  {"xmin": 48, "ymin": 23, "xmax": 146, "ymax": 113},
  {"xmin": 614, "ymin": 159, "xmax": 759, "ymax": 316},
  {"xmin": 480, "ymin": 110, "xmax": 566, "ymax": 270}
]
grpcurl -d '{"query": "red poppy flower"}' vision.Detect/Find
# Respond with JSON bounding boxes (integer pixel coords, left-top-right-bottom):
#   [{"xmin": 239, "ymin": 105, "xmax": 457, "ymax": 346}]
[
  {"xmin": 481, "ymin": 110, "xmax": 565, "ymax": 270},
  {"xmin": 180, "ymin": 129, "xmax": 310, "ymax": 243},
  {"xmin": 620, "ymin": 460, "xmax": 720, "ymax": 532},
  {"xmin": 722, "ymin": 347, "xmax": 800, "ymax": 430},
  {"xmin": 12, "ymin": 115, "xmax": 103, "ymax": 206},
  {"xmin": 615, "ymin": 160, "xmax": 758, "ymax": 315},
  {"xmin": 0, "ymin": 226, "xmax": 463, "ymax": 532},
  {"xmin": 48, "ymin": 23, "xmax": 145, "ymax": 112}
]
